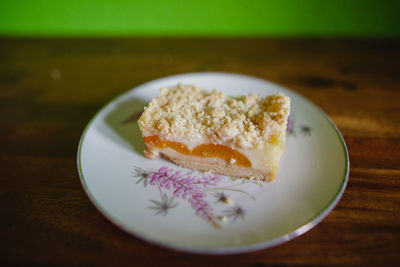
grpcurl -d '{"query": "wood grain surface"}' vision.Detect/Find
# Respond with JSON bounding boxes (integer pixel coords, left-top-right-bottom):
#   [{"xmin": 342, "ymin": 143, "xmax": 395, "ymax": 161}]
[{"xmin": 1, "ymin": 38, "xmax": 399, "ymax": 266}]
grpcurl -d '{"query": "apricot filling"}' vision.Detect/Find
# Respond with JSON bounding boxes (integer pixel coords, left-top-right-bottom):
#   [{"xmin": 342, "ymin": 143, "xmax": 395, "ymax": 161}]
[{"xmin": 143, "ymin": 136, "xmax": 251, "ymax": 167}]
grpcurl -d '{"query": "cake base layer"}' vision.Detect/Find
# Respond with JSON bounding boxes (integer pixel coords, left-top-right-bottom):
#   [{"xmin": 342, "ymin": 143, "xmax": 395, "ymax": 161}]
[{"xmin": 145, "ymin": 145, "xmax": 273, "ymax": 182}]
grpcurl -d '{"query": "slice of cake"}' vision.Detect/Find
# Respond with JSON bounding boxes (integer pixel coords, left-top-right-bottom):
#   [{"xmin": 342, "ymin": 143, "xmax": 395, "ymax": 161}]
[{"xmin": 138, "ymin": 84, "xmax": 290, "ymax": 181}]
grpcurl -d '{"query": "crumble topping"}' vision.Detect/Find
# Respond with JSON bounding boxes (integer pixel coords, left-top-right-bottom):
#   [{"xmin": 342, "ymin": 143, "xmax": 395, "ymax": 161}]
[{"xmin": 138, "ymin": 84, "xmax": 290, "ymax": 149}]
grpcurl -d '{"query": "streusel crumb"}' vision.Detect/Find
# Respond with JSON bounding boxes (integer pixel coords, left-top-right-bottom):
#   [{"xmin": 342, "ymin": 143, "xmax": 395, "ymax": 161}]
[{"xmin": 138, "ymin": 84, "xmax": 290, "ymax": 149}]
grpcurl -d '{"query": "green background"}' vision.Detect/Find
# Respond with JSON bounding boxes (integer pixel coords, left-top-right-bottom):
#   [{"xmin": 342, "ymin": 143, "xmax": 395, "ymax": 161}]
[{"xmin": 0, "ymin": 0, "xmax": 399, "ymax": 37}]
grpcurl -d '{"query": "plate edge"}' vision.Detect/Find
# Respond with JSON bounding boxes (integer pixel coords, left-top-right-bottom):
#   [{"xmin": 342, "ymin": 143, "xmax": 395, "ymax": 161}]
[{"xmin": 76, "ymin": 72, "xmax": 350, "ymax": 255}]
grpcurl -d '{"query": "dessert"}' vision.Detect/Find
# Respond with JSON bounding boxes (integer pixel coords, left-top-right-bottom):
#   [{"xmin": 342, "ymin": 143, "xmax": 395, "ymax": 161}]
[{"xmin": 138, "ymin": 84, "xmax": 290, "ymax": 181}]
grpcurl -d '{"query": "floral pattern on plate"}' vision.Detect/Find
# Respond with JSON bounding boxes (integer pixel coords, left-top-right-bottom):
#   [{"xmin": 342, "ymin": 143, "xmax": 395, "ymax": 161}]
[{"xmin": 132, "ymin": 166, "xmax": 262, "ymax": 229}]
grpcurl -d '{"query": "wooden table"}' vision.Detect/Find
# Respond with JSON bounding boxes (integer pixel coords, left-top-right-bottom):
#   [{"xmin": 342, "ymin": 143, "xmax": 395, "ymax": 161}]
[{"xmin": 1, "ymin": 38, "xmax": 399, "ymax": 265}]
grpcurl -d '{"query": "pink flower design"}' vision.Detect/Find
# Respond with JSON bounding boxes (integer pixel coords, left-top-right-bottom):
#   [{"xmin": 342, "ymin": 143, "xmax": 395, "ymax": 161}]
[
  {"xmin": 286, "ymin": 116, "xmax": 293, "ymax": 132},
  {"xmin": 149, "ymin": 167, "xmax": 222, "ymax": 226},
  {"xmin": 133, "ymin": 165, "xmax": 252, "ymax": 229}
]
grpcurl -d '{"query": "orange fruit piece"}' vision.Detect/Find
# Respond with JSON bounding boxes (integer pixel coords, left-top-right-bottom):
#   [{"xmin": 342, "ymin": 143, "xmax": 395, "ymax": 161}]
[
  {"xmin": 143, "ymin": 136, "xmax": 190, "ymax": 155},
  {"xmin": 143, "ymin": 136, "xmax": 251, "ymax": 167},
  {"xmin": 191, "ymin": 144, "xmax": 251, "ymax": 167}
]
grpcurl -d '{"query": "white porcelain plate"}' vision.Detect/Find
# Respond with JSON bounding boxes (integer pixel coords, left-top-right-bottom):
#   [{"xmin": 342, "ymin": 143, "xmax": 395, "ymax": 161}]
[{"xmin": 77, "ymin": 72, "xmax": 349, "ymax": 254}]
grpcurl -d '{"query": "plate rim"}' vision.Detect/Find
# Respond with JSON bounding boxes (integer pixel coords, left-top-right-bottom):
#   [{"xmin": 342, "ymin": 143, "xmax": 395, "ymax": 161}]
[{"xmin": 77, "ymin": 72, "xmax": 349, "ymax": 254}]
